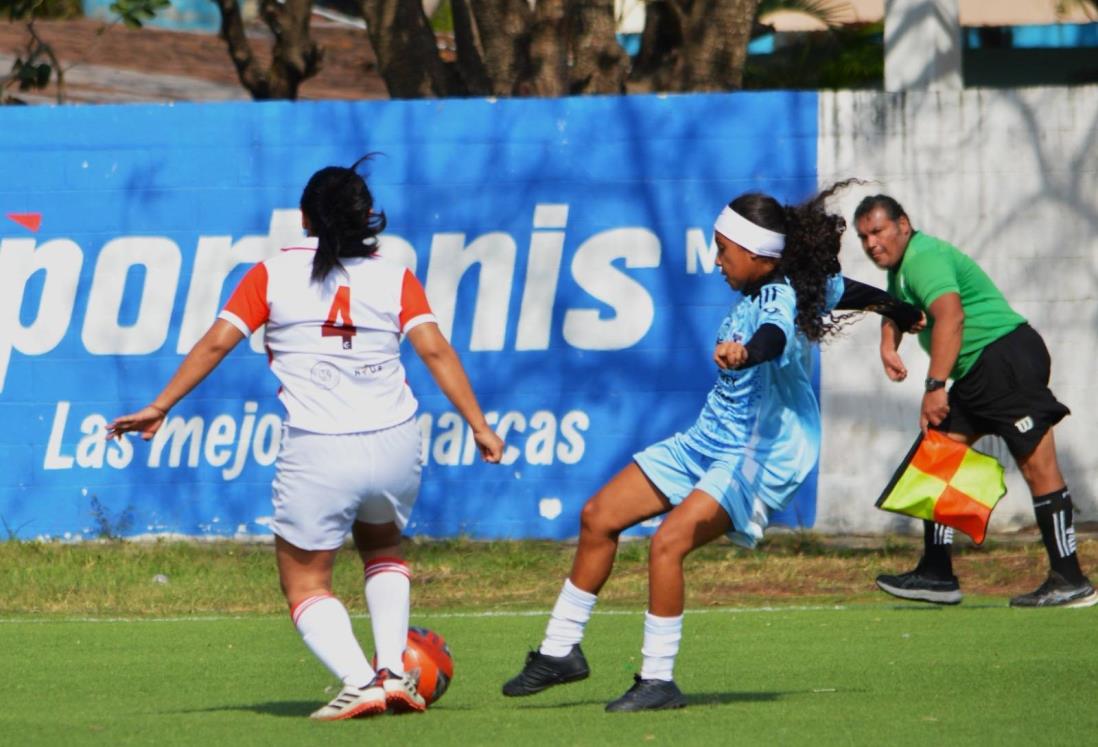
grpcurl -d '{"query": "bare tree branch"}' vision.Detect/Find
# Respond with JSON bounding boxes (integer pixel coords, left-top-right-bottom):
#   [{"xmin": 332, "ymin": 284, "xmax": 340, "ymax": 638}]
[{"xmin": 212, "ymin": 0, "xmax": 321, "ymax": 100}]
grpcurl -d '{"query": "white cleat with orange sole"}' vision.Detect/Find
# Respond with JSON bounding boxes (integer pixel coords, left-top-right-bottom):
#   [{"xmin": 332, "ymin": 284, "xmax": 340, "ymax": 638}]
[
  {"xmin": 309, "ymin": 681, "xmax": 387, "ymax": 721},
  {"xmin": 377, "ymin": 669, "xmax": 427, "ymax": 714}
]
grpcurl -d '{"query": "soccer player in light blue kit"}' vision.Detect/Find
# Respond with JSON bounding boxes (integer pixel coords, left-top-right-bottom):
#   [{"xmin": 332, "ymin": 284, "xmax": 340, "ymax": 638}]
[{"xmin": 502, "ymin": 185, "xmax": 923, "ymax": 711}]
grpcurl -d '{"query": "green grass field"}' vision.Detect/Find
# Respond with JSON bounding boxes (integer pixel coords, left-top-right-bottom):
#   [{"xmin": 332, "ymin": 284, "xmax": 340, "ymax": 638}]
[{"xmin": 3, "ymin": 539, "xmax": 1097, "ymax": 745}]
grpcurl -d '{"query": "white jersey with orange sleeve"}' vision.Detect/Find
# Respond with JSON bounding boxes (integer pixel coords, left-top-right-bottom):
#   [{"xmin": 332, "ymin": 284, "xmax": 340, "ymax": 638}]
[{"xmin": 217, "ymin": 245, "xmax": 436, "ymax": 435}]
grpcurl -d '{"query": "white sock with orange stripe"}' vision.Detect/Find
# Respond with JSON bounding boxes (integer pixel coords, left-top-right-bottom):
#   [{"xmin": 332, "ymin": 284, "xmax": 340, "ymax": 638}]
[
  {"xmin": 364, "ymin": 557, "xmax": 412, "ymax": 676},
  {"xmin": 291, "ymin": 593, "xmax": 376, "ymax": 688}
]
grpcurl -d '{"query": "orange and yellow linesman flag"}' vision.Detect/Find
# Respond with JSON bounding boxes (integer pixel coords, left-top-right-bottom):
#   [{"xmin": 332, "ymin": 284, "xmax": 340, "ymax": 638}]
[{"xmin": 875, "ymin": 430, "xmax": 1007, "ymax": 545}]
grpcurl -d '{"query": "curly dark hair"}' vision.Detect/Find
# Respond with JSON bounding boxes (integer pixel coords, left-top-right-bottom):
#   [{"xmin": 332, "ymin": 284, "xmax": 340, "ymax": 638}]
[
  {"xmin": 729, "ymin": 179, "xmax": 861, "ymax": 342},
  {"xmin": 299, "ymin": 154, "xmax": 388, "ymax": 283}
]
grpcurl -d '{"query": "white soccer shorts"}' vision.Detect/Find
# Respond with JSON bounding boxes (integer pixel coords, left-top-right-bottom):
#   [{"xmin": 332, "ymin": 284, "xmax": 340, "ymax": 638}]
[{"xmin": 270, "ymin": 417, "xmax": 423, "ymax": 550}]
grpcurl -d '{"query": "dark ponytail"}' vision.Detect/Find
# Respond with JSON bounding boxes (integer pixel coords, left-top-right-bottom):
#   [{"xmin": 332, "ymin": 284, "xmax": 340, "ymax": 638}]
[
  {"xmin": 299, "ymin": 155, "xmax": 388, "ymax": 283},
  {"xmin": 730, "ymin": 179, "xmax": 860, "ymax": 342}
]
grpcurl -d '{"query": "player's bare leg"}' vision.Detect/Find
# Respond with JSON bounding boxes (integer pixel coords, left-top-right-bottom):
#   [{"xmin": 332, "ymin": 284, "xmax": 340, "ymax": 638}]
[
  {"xmin": 606, "ymin": 491, "xmax": 728, "ymax": 713},
  {"xmin": 503, "ymin": 464, "xmax": 671, "ymax": 697},
  {"xmin": 646, "ymin": 490, "xmax": 731, "ymax": 617},
  {"xmin": 569, "ymin": 463, "xmax": 673, "ymax": 594},
  {"xmin": 276, "ymin": 536, "xmax": 385, "ymax": 719}
]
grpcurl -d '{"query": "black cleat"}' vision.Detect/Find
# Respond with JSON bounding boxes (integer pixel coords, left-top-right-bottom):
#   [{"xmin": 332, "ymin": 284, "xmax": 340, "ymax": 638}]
[
  {"xmin": 502, "ymin": 645, "xmax": 590, "ymax": 696},
  {"xmin": 876, "ymin": 568, "xmax": 962, "ymax": 605},
  {"xmin": 605, "ymin": 675, "xmax": 687, "ymax": 712},
  {"xmin": 1009, "ymin": 571, "xmax": 1098, "ymax": 608}
]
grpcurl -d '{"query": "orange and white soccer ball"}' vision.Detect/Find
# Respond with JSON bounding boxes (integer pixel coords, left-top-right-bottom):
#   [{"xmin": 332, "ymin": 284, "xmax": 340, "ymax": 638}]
[{"xmin": 376, "ymin": 626, "xmax": 453, "ymax": 704}]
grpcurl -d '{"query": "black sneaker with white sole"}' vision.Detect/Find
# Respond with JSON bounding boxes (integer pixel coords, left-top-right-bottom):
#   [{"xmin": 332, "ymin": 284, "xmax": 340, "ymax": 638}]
[
  {"xmin": 876, "ymin": 568, "xmax": 963, "ymax": 605},
  {"xmin": 501, "ymin": 644, "xmax": 590, "ymax": 696},
  {"xmin": 1009, "ymin": 571, "xmax": 1098, "ymax": 608},
  {"xmin": 605, "ymin": 675, "xmax": 687, "ymax": 712}
]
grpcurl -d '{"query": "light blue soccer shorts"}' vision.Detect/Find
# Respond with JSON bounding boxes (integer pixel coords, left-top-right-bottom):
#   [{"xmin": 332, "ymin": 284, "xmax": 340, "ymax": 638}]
[{"xmin": 633, "ymin": 432, "xmax": 770, "ymax": 549}]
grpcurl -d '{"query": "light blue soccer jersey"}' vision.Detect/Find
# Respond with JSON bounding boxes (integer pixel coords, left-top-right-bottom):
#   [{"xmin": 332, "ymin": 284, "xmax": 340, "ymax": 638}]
[{"xmin": 679, "ymin": 274, "xmax": 845, "ymax": 512}]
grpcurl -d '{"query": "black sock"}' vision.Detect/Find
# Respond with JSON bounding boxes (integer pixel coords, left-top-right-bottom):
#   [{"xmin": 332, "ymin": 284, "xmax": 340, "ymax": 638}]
[
  {"xmin": 1033, "ymin": 487, "xmax": 1087, "ymax": 584},
  {"xmin": 918, "ymin": 520, "xmax": 954, "ymax": 577}
]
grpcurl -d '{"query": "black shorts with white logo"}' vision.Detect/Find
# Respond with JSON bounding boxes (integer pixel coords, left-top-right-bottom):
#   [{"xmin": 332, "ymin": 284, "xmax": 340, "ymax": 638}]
[{"xmin": 935, "ymin": 323, "xmax": 1070, "ymax": 459}]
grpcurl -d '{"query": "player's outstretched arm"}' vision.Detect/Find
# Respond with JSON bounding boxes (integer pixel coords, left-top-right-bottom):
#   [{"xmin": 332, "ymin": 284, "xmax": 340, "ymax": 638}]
[
  {"xmin": 406, "ymin": 322, "xmax": 504, "ymax": 463},
  {"xmin": 836, "ymin": 276, "xmax": 925, "ymax": 332},
  {"xmin": 108, "ymin": 320, "xmax": 245, "ymax": 440}
]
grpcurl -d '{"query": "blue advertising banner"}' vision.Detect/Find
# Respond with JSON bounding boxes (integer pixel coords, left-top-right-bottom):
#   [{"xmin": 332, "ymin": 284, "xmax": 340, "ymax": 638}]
[{"xmin": 0, "ymin": 93, "xmax": 819, "ymax": 541}]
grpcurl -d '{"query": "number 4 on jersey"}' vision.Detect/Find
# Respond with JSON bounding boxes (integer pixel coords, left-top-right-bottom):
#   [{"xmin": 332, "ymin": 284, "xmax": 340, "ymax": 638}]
[{"xmin": 322, "ymin": 286, "xmax": 356, "ymax": 349}]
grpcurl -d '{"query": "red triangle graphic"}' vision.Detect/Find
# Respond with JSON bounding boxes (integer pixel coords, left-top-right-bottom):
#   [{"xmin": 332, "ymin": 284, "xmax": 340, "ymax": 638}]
[{"xmin": 7, "ymin": 213, "xmax": 42, "ymax": 232}]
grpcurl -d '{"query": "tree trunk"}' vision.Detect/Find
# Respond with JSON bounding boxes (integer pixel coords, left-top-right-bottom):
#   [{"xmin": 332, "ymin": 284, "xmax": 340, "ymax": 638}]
[
  {"xmin": 213, "ymin": 0, "xmax": 322, "ymax": 100},
  {"xmin": 468, "ymin": 0, "xmax": 537, "ymax": 96},
  {"xmin": 450, "ymin": 0, "xmax": 494, "ymax": 95},
  {"xmin": 359, "ymin": 0, "xmax": 454, "ymax": 97},
  {"xmin": 631, "ymin": 0, "xmax": 759, "ymax": 93},
  {"xmin": 516, "ymin": 0, "xmax": 568, "ymax": 96},
  {"xmin": 628, "ymin": 0, "xmax": 682, "ymax": 93},
  {"xmin": 262, "ymin": 0, "xmax": 324, "ymax": 98},
  {"xmin": 569, "ymin": 0, "xmax": 628, "ymax": 94},
  {"xmin": 679, "ymin": 0, "xmax": 758, "ymax": 90}
]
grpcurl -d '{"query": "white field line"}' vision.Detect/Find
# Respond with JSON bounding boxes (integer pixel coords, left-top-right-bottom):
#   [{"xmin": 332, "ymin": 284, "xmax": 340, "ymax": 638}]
[{"xmin": 0, "ymin": 605, "xmax": 847, "ymax": 625}]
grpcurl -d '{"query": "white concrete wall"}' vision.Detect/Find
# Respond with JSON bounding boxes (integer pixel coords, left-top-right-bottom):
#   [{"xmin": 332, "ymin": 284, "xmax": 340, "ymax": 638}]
[{"xmin": 816, "ymin": 85, "xmax": 1098, "ymax": 536}]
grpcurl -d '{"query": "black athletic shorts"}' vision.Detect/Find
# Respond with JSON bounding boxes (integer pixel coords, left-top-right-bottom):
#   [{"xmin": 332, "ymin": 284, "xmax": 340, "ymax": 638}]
[{"xmin": 934, "ymin": 323, "xmax": 1070, "ymax": 459}]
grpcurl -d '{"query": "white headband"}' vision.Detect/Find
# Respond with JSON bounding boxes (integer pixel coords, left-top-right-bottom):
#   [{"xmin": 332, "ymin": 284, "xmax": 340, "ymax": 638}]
[{"xmin": 713, "ymin": 206, "xmax": 785, "ymax": 258}]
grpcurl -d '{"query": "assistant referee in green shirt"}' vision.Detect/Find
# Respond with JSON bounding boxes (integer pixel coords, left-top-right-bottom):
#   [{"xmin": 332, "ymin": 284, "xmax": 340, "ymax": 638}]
[{"xmin": 854, "ymin": 194, "xmax": 1095, "ymax": 608}]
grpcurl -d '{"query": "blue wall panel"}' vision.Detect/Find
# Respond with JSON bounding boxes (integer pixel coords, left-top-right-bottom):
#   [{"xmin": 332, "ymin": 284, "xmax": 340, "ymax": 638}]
[{"xmin": 0, "ymin": 93, "xmax": 819, "ymax": 541}]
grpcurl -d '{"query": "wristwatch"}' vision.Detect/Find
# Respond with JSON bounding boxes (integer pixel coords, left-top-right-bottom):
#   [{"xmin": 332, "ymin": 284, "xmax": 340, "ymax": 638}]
[{"xmin": 924, "ymin": 377, "xmax": 947, "ymax": 392}]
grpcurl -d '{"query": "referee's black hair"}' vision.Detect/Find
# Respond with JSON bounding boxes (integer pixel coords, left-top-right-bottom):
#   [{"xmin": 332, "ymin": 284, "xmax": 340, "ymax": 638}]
[
  {"xmin": 730, "ymin": 178, "xmax": 861, "ymax": 343},
  {"xmin": 853, "ymin": 194, "xmax": 908, "ymax": 224},
  {"xmin": 300, "ymin": 155, "xmax": 388, "ymax": 283}
]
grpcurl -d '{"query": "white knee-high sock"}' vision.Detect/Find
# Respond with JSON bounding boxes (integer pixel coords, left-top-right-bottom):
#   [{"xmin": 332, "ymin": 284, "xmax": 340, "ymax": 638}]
[
  {"xmin": 291, "ymin": 594, "xmax": 376, "ymax": 688},
  {"xmin": 364, "ymin": 557, "xmax": 411, "ymax": 675},
  {"xmin": 540, "ymin": 578, "xmax": 597, "ymax": 657},
  {"xmin": 639, "ymin": 611, "xmax": 683, "ymax": 682}
]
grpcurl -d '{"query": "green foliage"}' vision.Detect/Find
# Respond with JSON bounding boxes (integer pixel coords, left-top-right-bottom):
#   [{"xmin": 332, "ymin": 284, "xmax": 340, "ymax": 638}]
[
  {"xmin": 430, "ymin": 0, "xmax": 453, "ymax": 33},
  {"xmin": 4, "ymin": 0, "xmax": 83, "ymax": 19},
  {"xmin": 109, "ymin": 0, "xmax": 170, "ymax": 28},
  {"xmin": 2, "ymin": 0, "xmax": 166, "ymax": 103},
  {"xmin": 9, "ymin": 58, "xmax": 52, "ymax": 90},
  {"xmin": 744, "ymin": 22, "xmax": 884, "ymax": 90}
]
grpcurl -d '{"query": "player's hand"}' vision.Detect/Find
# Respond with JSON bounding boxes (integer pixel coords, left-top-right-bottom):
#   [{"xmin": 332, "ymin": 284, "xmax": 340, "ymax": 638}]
[
  {"xmin": 920, "ymin": 389, "xmax": 950, "ymax": 433},
  {"xmin": 714, "ymin": 341, "xmax": 748, "ymax": 370},
  {"xmin": 473, "ymin": 427, "xmax": 505, "ymax": 463},
  {"xmin": 881, "ymin": 347, "xmax": 907, "ymax": 381},
  {"xmin": 106, "ymin": 405, "xmax": 167, "ymax": 441},
  {"xmin": 907, "ymin": 311, "xmax": 928, "ymax": 333}
]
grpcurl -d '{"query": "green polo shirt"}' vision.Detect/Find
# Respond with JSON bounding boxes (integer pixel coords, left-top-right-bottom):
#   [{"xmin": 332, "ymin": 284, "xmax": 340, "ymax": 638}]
[{"xmin": 886, "ymin": 231, "xmax": 1025, "ymax": 379}]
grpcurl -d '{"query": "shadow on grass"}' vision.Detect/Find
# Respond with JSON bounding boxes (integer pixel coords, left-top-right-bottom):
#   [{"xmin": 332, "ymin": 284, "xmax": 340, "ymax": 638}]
[
  {"xmin": 881, "ymin": 602, "xmax": 1004, "ymax": 611},
  {"xmin": 514, "ymin": 691, "xmax": 786, "ymax": 709},
  {"xmin": 196, "ymin": 701, "xmax": 318, "ymax": 718},
  {"xmin": 195, "ymin": 700, "xmax": 486, "ymax": 717}
]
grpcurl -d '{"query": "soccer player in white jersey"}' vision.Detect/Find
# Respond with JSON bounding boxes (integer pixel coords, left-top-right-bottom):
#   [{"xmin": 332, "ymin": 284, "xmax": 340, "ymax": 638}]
[
  {"xmin": 109, "ymin": 158, "xmax": 504, "ymax": 720},
  {"xmin": 502, "ymin": 183, "xmax": 924, "ymax": 712}
]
